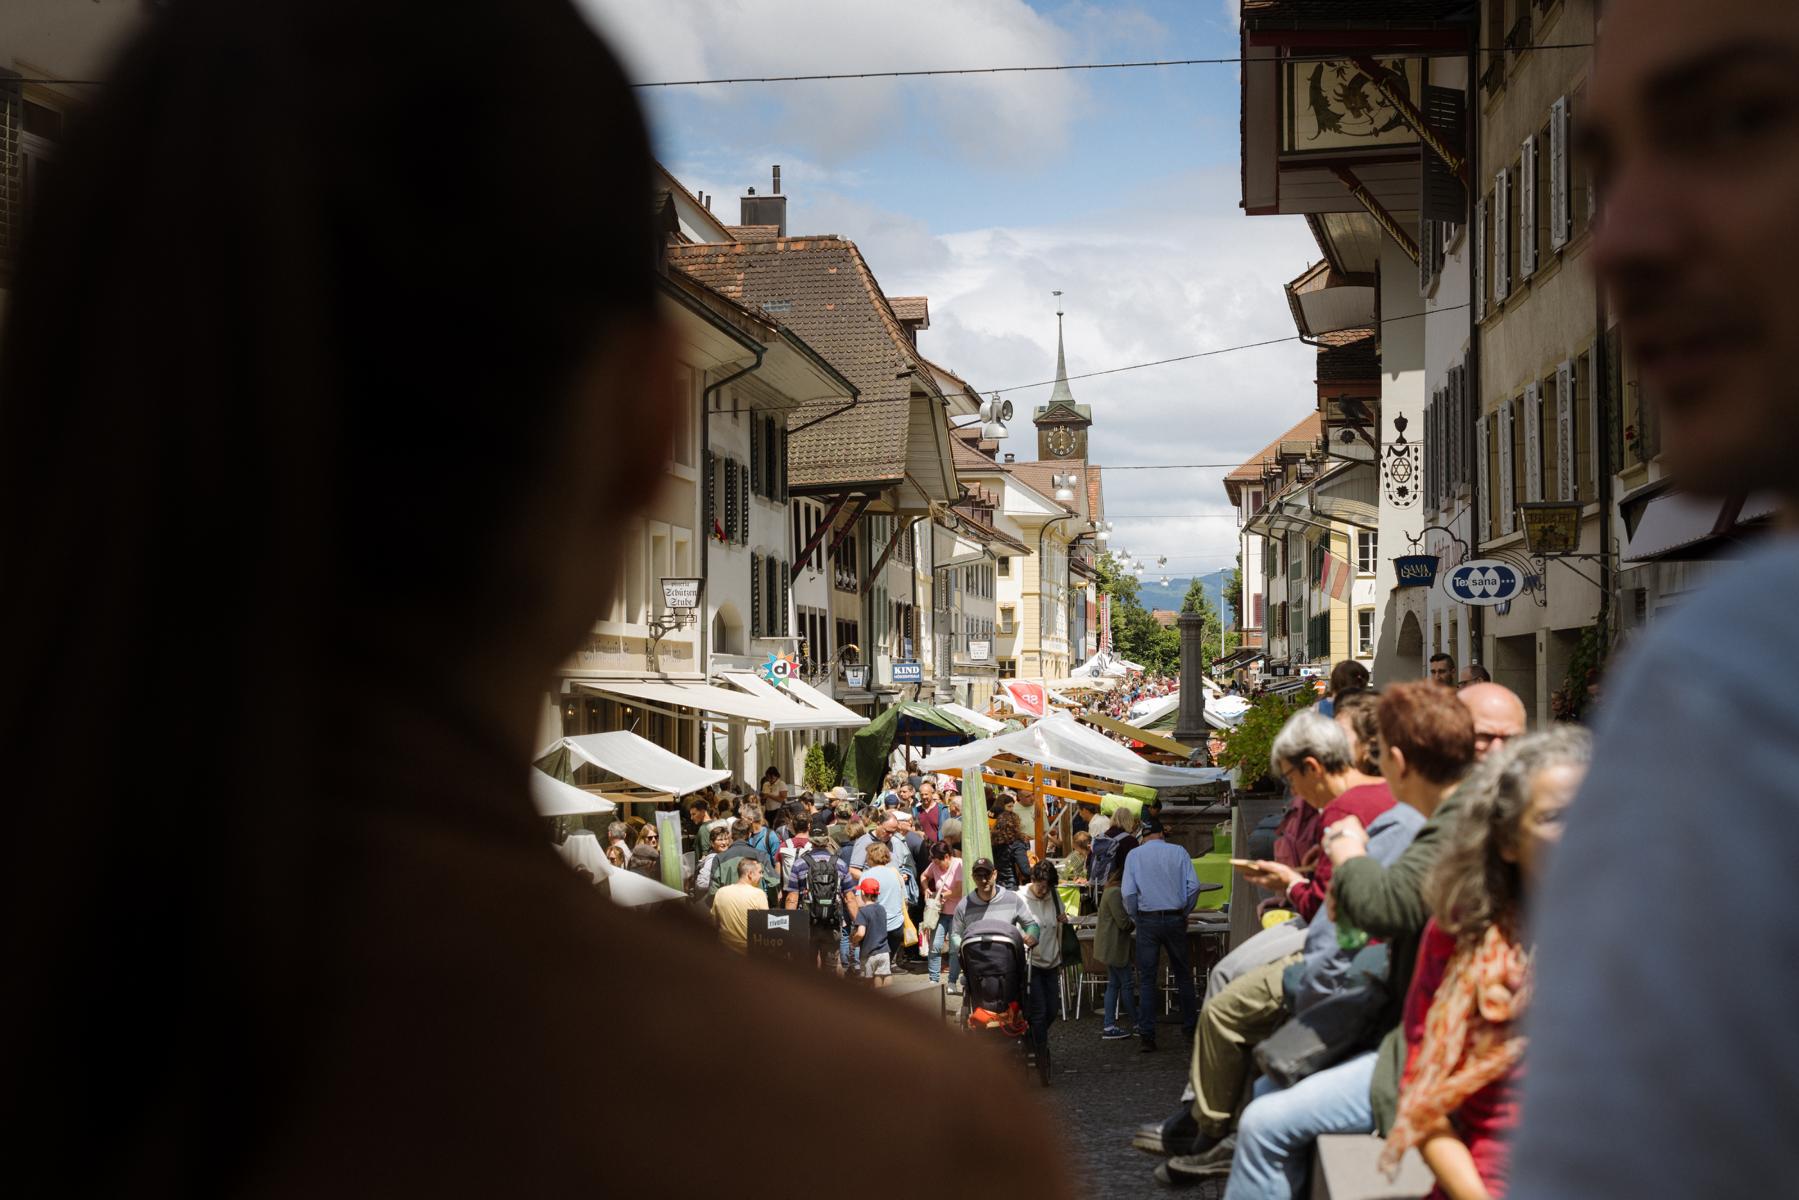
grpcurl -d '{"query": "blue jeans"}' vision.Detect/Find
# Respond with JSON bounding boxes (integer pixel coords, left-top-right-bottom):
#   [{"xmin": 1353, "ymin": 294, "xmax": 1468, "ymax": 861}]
[
  {"xmin": 839, "ymin": 920, "xmax": 858, "ymax": 971},
  {"xmin": 927, "ymin": 916, "xmax": 960, "ymax": 985},
  {"xmin": 1223, "ymin": 1051, "xmax": 1377, "ymax": 1200},
  {"xmin": 1104, "ymin": 964, "xmax": 1140, "ymax": 1030},
  {"xmin": 1134, "ymin": 910, "xmax": 1196, "ymax": 1038}
]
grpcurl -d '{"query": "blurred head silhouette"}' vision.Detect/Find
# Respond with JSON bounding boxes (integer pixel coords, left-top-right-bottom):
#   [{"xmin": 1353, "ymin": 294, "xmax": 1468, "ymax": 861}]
[
  {"xmin": 1586, "ymin": 0, "xmax": 1799, "ymax": 500},
  {"xmin": 0, "ymin": 0, "xmax": 675, "ymax": 1187}
]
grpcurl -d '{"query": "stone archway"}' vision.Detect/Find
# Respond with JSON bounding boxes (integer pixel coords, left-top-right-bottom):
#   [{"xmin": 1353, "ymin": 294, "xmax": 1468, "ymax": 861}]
[{"xmin": 1396, "ymin": 609, "xmax": 1424, "ymax": 666}]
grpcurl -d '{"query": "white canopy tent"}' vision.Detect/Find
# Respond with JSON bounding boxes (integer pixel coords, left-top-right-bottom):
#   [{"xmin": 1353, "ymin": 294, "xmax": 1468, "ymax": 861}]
[
  {"xmin": 718, "ymin": 671, "xmax": 864, "ymax": 729},
  {"xmin": 555, "ymin": 831, "xmax": 686, "ymax": 907},
  {"xmin": 574, "ymin": 677, "xmax": 855, "ymax": 732},
  {"xmin": 918, "ymin": 711, "xmax": 1227, "ymax": 789},
  {"xmin": 936, "ymin": 702, "xmax": 1006, "ymax": 734},
  {"xmin": 531, "ymin": 768, "xmax": 619, "ymax": 818},
  {"xmin": 1128, "ymin": 689, "xmax": 1249, "ymax": 731},
  {"xmin": 556, "ymin": 730, "xmax": 730, "ymax": 796},
  {"xmin": 1071, "ymin": 653, "xmax": 1144, "ymax": 679}
]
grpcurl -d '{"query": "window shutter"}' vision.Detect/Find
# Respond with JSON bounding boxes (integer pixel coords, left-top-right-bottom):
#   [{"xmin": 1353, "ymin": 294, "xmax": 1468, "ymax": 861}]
[
  {"xmin": 1585, "ymin": 346, "xmax": 1601, "ymax": 497},
  {"xmin": 1448, "ymin": 364, "xmax": 1463, "ymax": 489},
  {"xmin": 0, "ymin": 72, "xmax": 20, "ymax": 279},
  {"xmin": 723, "ymin": 458, "xmax": 739, "ymax": 542},
  {"xmin": 750, "ymin": 552, "xmax": 763, "ymax": 637},
  {"xmin": 1418, "ymin": 217, "xmax": 1435, "ymax": 297},
  {"xmin": 1476, "ymin": 415, "xmax": 1491, "ymax": 542},
  {"xmin": 1499, "ymin": 400, "xmax": 1516, "ymax": 534},
  {"xmin": 704, "ymin": 451, "xmax": 717, "ymax": 536},
  {"xmin": 1550, "ymin": 96, "xmax": 1571, "ymax": 250},
  {"xmin": 751, "ymin": 416, "xmax": 765, "ymax": 498},
  {"xmin": 1420, "ymin": 84, "xmax": 1467, "ymax": 223},
  {"xmin": 1493, "ymin": 168, "xmax": 1511, "ymax": 303},
  {"xmin": 777, "ymin": 427, "xmax": 788, "ymax": 503},
  {"xmin": 1519, "ymin": 136, "xmax": 1537, "ymax": 279},
  {"xmin": 1473, "ymin": 197, "xmax": 1487, "ymax": 321},
  {"xmin": 780, "ymin": 561, "xmax": 791, "ymax": 636},
  {"xmin": 1556, "ymin": 359, "xmax": 1576, "ymax": 501},
  {"xmin": 739, "ymin": 462, "xmax": 750, "ymax": 544},
  {"xmin": 1524, "ymin": 380, "xmax": 1543, "ymax": 502}
]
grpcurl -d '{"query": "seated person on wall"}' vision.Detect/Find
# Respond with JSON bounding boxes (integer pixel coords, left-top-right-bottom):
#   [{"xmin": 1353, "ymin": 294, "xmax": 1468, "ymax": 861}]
[
  {"xmin": 1214, "ymin": 684, "xmax": 1522, "ymax": 1200},
  {"xmin": 1381, "ymin": 729, "xmax": 1589, "ymax": 1200},
  {"xmin": 1151, "ymin": 710, "xmax": 1425, "ymax": 1183}
]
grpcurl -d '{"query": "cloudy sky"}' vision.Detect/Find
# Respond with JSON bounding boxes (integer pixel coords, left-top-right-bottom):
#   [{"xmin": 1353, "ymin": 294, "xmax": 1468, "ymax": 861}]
[{"xmin": 579, "ymin": 0, "xmax": 1319, "ymax": 581}]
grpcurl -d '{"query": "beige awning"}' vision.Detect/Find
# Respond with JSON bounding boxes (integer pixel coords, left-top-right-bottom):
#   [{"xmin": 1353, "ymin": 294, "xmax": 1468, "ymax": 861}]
[
  {"xmin": 718, "ymin": 671, "xmax": 865, "ymax": 730},
  {"xmin": 573, "ymin": 678, "xmax": 822, "ymax": 731}
]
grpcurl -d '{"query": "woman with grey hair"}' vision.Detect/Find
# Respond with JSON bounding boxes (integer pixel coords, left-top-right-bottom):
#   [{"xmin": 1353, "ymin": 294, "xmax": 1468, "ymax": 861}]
[
  {"xmin": 1380, "ymin": 726, "xmax": 1591, "ymax": 1199},
  {"xmin": 1237, "ymin": 708, "xmax": 1395, "ymax": 921}
]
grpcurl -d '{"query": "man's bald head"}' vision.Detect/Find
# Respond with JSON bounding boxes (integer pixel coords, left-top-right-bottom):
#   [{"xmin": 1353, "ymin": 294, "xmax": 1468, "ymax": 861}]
[{"xmin": 1457, "ymin": 682, "xmax": 1528, "ymax": 760}]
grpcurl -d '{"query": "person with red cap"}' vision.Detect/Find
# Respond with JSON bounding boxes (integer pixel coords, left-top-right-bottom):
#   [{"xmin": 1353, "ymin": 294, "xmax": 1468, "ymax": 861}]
[{"xmin": 852, "ymin": 877, "xmax": 892, "ymax": 987}]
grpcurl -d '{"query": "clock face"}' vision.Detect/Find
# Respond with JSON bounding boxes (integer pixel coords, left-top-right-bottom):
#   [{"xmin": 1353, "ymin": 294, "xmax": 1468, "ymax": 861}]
[{"xmin": 1046, "ymin": 426, "xmax": 1078, "ymax": 457}]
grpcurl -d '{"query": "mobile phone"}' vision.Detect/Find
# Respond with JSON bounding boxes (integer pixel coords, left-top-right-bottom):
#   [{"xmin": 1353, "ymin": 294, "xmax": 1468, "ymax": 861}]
[{"xmin": 1229, "ymin": 858, "xmax": 1256, "ymax": 868}]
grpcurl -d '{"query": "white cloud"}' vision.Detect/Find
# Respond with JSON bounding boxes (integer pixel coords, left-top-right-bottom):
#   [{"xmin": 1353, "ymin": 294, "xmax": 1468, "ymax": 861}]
[
  {"xmin": 578, "ymin": 0, "xmax": 1087, "ymax": 166},
  {"xmin": 863, "ymin": 168, "xmax": 1322, "ymax": 575}
]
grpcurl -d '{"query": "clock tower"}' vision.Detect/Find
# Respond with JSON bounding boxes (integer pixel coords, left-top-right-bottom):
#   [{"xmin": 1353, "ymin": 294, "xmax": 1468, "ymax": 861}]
[{"xmin": 1035, "ymin": 297, "xmax": 1093, "ymax": 462}]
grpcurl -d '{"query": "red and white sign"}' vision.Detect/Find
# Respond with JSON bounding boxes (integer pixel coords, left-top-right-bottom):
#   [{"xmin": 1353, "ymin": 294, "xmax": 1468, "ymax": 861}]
[
  {"xmin": 1098, "ymin": 595, "xmax": 1113, "ymax": 652},
  {"xmin": 1003, "ymin": 680, "xmax": 1047, "ymax": 718}
]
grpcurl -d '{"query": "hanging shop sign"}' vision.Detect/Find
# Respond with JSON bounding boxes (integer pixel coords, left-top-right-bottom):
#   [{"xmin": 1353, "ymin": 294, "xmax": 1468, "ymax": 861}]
[
  {"xmin": 660, "ymin": 576, "xmax": 702, "ymax": 610},
  {"xmin": 1442, "ymin": 559, "xmax": 1525, "ymax": 606},
  {"xmin": 1394, "ymin": 554, "xmax": 1440, "ymax": 588},
  {"xmin": 968, "ymin": 639, "xmax": 992, "ymax": 663},
  {"xmin": 1519, "ymin": 502, "xmax": 1582, "ymax": 556},
  {"xmin": 760, "ymin": 650, "xmax": 799, "ymax": 688},
  {"xmin": 892, "ymin": 661, "xmax": 923, "ymax": 684},
  {"xmin": 843, "ymin": 664, "xmax": 868, "ymax": 690}
]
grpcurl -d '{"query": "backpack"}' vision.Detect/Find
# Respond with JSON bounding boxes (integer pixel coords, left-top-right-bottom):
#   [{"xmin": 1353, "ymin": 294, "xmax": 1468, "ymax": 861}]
[{"xmin": 802, "ymin": 849, "xmax": 841, "ymax": 925}]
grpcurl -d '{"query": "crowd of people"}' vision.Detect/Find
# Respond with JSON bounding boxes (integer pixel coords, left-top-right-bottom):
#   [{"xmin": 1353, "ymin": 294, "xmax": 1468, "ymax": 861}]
[{"xmin": 1112, "ymin": 666, "xmax": 1580, "ymax": 1199}]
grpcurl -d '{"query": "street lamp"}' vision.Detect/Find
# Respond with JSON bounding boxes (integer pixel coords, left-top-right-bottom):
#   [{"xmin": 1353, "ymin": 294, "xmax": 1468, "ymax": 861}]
[
  {"xmin": 1053, "ymin": 471, "xmax": 1077, "ymax": 503},
  {"xmin": 980, "ymin": 393, "xmax": 1012, "ymax": 441}
]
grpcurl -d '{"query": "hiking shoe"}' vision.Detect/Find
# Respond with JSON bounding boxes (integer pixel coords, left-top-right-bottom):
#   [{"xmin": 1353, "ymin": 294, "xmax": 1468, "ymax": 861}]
[
  {"xmin": 1101, "ymin": 1026, "xmax": 1132, "ymax": 1040},
  {"xmin": 1134, "ymin": 1108, "xmax": 1202, "ymax": 1156},
  {"xmin": 946, "ymin": 982, "xmax": 963, "ymax": 995},
  {"xmin": 1165, "ymin": 1136, "xmax": 1235, "ymax": 1180}
]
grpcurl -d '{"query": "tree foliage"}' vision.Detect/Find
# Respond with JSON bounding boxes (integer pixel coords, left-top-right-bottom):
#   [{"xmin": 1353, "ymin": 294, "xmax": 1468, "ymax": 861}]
[{"xmin": 1216, "ymin": 689, "xmax": 1310, "ymax": 792}]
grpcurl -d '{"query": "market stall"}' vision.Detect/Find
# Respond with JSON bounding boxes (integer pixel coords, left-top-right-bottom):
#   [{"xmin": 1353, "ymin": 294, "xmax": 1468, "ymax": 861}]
[{"xmin": 840, "ymin": 700, "xmax": 1001, "ymax": 794}]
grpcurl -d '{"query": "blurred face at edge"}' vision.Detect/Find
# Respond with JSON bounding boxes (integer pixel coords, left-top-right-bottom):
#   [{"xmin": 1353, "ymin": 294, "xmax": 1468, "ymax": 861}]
[{"xmin": 1587, "ymin": 0, "xmax": 1799, "ymax": 499}]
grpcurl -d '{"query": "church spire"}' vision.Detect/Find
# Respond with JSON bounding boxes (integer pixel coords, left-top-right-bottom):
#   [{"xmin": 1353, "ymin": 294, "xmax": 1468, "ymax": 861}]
[{"xmin": 1049, "ymin": 291, "xmax": 1076, "ymax": 407}]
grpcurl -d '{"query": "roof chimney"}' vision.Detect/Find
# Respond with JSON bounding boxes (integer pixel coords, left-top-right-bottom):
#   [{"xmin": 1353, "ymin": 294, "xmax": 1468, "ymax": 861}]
[{"xmin": 739, "ymin": 165, "xmax": 788, "ymax": 236}]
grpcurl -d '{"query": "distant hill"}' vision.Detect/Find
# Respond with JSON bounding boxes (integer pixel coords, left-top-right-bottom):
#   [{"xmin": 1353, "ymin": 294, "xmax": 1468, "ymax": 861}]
[{"xmin": 1136, "ymin": 568, "xmax": 1230, "ymax": 618}]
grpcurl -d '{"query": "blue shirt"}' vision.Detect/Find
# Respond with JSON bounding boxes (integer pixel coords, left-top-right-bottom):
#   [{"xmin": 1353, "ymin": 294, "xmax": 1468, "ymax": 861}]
[{"xmin": 1120, "ymin": 837, "xmax": 1199, "ymax": 918}]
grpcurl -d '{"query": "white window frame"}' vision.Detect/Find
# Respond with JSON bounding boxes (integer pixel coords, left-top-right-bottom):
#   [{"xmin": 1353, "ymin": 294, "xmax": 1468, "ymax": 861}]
[{"xmin": 1356, "ymin": 529, "xmax": 1378, "ymax": 575}]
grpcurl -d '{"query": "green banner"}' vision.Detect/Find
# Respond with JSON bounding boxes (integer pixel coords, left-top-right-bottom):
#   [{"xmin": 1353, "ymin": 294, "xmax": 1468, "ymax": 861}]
[
  {"xmin": 656, "ymin": 810, "xmax": 684, "ymax": 892},
  {"xmin": 960, "ymin": 764, "xmax": 994, "ymax": 894}
]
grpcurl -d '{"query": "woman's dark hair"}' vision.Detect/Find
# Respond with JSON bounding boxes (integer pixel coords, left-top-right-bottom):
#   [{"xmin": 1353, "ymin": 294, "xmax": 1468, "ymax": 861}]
[
  {"xmin": 993, "ymin": 810, "xmax": 1024, "ymax": 846},
  {"xmin": 1030, "ymin": 860, "xmax": 1060, "ymax": 887},
  {"xmin": 930, "ymin": 840, "xmax": 952, "ymax": 861},
  {"xmin": 0, "ymin": 0, "xmax": 659, "ymax": 1186},
  {"xmin": 1333, "ymin": 688, "xmax": 1382, "ymax": 776},
  {"xmin": 1328, "ymin": 659, "xmax": 1370, "ymax": 698},
  {"xmin": 1425, "ymin": 728, "xmax": 1591, "ymax": 945}
]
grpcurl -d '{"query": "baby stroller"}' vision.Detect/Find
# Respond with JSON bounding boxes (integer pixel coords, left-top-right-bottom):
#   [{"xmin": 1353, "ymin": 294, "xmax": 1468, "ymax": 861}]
[{"xmin": 958, "ymin": 918, "xmax": 1029, "ymax": 1045}]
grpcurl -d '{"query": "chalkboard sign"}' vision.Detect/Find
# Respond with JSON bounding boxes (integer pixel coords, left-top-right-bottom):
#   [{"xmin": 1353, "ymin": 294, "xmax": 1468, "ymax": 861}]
[{"xmin": 747, "ymin": 909, "xmax": 811, "ymax": 965}]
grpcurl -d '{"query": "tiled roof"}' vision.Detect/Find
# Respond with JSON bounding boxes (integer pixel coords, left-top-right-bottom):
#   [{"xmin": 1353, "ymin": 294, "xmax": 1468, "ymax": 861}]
[
  {"xmin": 952, "ymin": 432, "xmax": 1001, "ymax": 473},
  {"xmin": 1317, "ymin": 328, "xmax": 1377, "ymax": 382},
  {"xmin": 669, "ymin": 236, "xmax": 941, "ymax": 489},
  {"xmin": 725, "ymin": 224, "xmax": 781, "ymax": 242},
  {"xmin": 1004, "ymin": 459, "xmax": 1091, "ymax": 512},
  {"xmin": 890, "ymin": 296, "xmax": 929, "ymax": 325},
  {"xmin": 1226, "ymin": 413, "xmax": 1322, "ymax": 483}
]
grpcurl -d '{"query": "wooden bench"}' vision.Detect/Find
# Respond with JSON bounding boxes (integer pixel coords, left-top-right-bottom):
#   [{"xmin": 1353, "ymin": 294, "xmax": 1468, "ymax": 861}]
[{"xmin": 1310, "ymin": 1134, "xmax": 1433, "ymax": 1200}]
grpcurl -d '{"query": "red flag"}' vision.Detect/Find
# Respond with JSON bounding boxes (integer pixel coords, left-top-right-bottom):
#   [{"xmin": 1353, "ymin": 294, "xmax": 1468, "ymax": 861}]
[{"xmin": 1003, "ymin": 680, "xmax": 1047, "ymax": 718}]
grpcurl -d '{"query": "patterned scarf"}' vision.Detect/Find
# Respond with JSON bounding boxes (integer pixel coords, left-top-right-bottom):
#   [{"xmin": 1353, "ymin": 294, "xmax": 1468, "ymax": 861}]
[{"xmin": 1381, "ymin": 923, "xmax": 1531, "ymax": 1175}]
